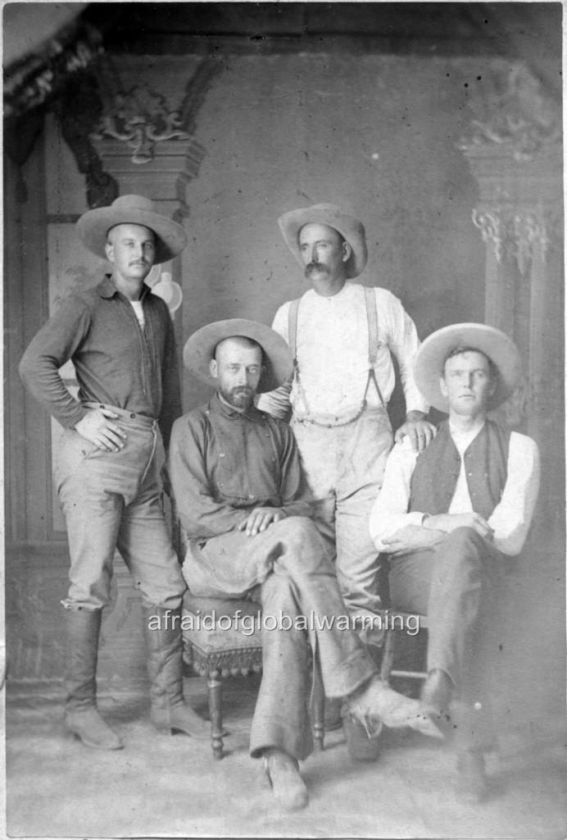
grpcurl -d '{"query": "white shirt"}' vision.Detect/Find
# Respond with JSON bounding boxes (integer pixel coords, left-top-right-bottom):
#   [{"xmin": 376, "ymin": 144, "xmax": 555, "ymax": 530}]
[
  {"xmin": 368, "ymin": 423, "xmax": 540, "ymax": 556},
  {"xmin": 130, "ymin": 300, "xmax": 145, "ymax": 328},
  {"xmin": 258, "ymin": 282, "xmax": 428, "ymax": 419}
]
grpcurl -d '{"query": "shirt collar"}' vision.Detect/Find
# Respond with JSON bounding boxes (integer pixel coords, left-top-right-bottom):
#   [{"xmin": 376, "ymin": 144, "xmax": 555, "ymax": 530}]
[
  {"xmin": 212, "ymin": 392, "xmax": 266, "ymax": 423},
  {"xmin": 97, "ymin": 275, "xmax": 152, "ymax": 301}
]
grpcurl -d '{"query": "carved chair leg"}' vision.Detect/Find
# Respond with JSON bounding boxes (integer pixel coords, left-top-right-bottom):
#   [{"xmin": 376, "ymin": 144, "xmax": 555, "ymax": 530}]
[
  {"xmin": 207, "ymin": 669, "xmax": 224, "ymax": 759},
  {"xmin": 312, "ymin": 655, "xmax": 325, "ymax": 751}
]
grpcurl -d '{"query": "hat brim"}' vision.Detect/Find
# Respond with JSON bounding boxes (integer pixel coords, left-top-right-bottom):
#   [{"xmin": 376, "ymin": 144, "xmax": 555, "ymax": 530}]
[
  {"xmin": 183, "ymin": 319, "xmax": 293, "ymax": 393},
  {"xmin": 278, "ymin": 204, "xmax": 368, "ymax": 279},
  {"xmin": 77, "ymin": 207, "xmax": 187, "ymax": 264},
  {"xmin": 414, "ymin": 323, "xmax": 523, "ymax": 413}
]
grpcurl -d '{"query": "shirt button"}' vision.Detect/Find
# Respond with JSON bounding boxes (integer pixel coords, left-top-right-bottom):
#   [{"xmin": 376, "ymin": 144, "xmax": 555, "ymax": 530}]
[
  {"xmin": 130, "ymin": 413, "xmax": 136, "ymax": 419},
  {"xmin": 219, "ymin": 453, "xmax": 225, "ymax": 458},
  {"xmin": 249, "ymin": 494, "xmax": 255, "ymax": 500}
]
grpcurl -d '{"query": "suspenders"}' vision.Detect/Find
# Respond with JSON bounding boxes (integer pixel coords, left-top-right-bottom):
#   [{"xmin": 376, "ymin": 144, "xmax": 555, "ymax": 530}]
[{"xmin": 287, "ymin": 286, "xmax": 386, "ymax": 426}]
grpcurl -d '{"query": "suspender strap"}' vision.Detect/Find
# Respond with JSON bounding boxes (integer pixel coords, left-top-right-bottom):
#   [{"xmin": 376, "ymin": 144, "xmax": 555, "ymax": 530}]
[
  {"xmin": 363, "ymin": 285, "xmax": 386, "ymax": 409},
  {"xmin": 287, "ymin": 297, "xmax": 301, "ymax": 362},
  {"xmin": 364, "ymin": 285, "xmax": 379, "ymax": 366}
]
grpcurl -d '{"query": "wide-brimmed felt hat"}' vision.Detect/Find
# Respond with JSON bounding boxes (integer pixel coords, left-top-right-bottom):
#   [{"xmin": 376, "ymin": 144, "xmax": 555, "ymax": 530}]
[
  {"xmin": 183, "ymin": 319, "xmax": 293, "ymax": 393},
  {"xmin": 414, "ymin": 323, "xmax": 522, "ymax": 412},
  {"xmin": 76, "ymin": 194, "xmax": 187, "ymax": 264},
  {"xmin": 278, "ymin": 203, "xmax": 368, "ymax": 278}
]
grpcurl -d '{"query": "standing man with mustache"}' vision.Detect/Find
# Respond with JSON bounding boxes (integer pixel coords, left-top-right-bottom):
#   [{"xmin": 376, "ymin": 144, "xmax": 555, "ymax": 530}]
[
  {"xmin": 259, "ymin": 204, "xmax": 435, "ymax": 642},
  {"xmin": 19, "ymin": 195, "xmax": 208, "ymax": 751}
]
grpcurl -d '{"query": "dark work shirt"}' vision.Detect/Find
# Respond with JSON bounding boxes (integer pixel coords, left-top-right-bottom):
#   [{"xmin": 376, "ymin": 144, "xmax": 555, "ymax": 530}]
[
  {"xmin": 169, "ymin": 393, "xmax": 313, "ymax": 539},
  {"xmin": 19, "ymin": 276, "xmax": 181, "ymax": 445}
]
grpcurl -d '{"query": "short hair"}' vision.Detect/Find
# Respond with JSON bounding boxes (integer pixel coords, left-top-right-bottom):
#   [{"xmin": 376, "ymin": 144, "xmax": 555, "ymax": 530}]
[
  {"xmin": 443, "ymin": 345, "xmax": 499, "ymax": 382},
  {"xmin": 213, "ymin": 335, "xmax": 265, "ymax": 363}
]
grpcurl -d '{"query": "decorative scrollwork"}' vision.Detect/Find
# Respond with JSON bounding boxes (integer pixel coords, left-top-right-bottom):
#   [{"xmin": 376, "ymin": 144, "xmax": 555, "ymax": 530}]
[
  {"xmin": 92, "ymin": 85, "xmax": 190, "ymax": 165},
  {"xmin": 472, "ymin": 204, "xmax": 554, "ymax": 271},
  {"xmin": 458, "ymin": 63, "xmax": 561, "ymax": 162}
]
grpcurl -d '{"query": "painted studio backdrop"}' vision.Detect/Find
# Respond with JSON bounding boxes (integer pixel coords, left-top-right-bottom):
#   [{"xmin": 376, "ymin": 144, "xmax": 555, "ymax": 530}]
[{"xmin": 4, "ymin": 2, "xmax": 564, "ymax": 746}]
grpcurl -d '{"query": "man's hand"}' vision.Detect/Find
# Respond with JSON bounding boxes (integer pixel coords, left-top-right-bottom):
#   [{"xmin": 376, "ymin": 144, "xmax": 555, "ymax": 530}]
[
  {"xmin": 74, "ymin": 408, "xmax": 127, "ymax": 452},
  {"xmin": 238, "ymin": 507, "xmax": 287, "ymax": 537},
  {"xmin": 395, "ymin": 411, "xmax": 436, "ymax": 452},
  {"xmin": 382, "ymin": 524, "xmax": 445, "ymax": 556},
  {"xmin": 425, "ymin": 512, "xmax": 494, "ymax": 541}
]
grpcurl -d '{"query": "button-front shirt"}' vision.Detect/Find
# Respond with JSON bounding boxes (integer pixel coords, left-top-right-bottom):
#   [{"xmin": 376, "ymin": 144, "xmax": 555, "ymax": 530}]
[
  {"xmin": 19, "ymin": 275, "xmax": 181, "ymax": 444},
  {"xmin": 258, "ymin": 281, "xmax": 428, "ymax": 419},
  {"xmin": 169, "ymin": 393, "xmax": 313, "ymax": 540},
  {"xmin": 369, "ymin": 422, "xmax": 540, "ymax": 556}
]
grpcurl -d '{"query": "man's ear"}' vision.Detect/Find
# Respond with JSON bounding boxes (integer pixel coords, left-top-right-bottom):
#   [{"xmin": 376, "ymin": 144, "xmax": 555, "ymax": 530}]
[
  {"xmin": 209, "ymin": 359, "xmax": 218, "ymax": 379},
  {"xmin": 342, "ymin": 241, "xmax": 352, "ymax": 263},
  {"xmin": 439, "ymin": 375, "xmax": 448, "ymax": 398},
  {"xmin": 104, "ymin": 239, "xmax": 114, "ymax": 263}
]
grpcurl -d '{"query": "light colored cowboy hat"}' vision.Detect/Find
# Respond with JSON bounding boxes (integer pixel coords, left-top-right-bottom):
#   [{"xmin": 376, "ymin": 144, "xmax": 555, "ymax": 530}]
[
  {"xmin": 76, "ymin": 194, "xmax": 187, "ymax": 264},
  {"xmin": 278, "ymin": 203, "xmax": 368, "ymax": 278},
  {"xmin": 183, "ymin": 318, "xmax": 293, "ymax": 393},
  {"xmin": 414, "ymin": 323, "xmax": 523, "ymax": 412}
]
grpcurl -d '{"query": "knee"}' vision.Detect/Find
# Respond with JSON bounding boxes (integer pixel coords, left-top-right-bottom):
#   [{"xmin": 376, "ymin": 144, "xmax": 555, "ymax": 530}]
[
  {"xmin": 277, "ymin": 516, "xmax": 320, "ymax": 545},
  {"xmin": 445, "ymin": 526, "xmax": 485, "ymax": 552}
]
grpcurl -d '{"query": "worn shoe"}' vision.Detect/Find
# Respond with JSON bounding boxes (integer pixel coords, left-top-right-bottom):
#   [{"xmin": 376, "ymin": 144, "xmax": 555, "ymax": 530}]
[
  {"xmin": 455, "ymin": 750, "xmax": 489, "ymax": 804},
  {"xmin": 346, "ymin": 677, "xmax": 443, "ymax": 739},
  {"xmin": 65, "ymin": 708, "xmax": 123, "ymax": 750},
  {"xmin": 263, "ymin": 748, "xmax": 309, "ymax": 811}
]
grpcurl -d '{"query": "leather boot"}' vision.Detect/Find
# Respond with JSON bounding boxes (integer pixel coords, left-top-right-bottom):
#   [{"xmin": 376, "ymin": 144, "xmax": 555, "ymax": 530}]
[
  {"xmin": 143, "ymin": 606, "xmax": 209, "ymax": 739},
  {"xmin": 64, "ymin": 608, "xmax": 123, "ymax": 750}
]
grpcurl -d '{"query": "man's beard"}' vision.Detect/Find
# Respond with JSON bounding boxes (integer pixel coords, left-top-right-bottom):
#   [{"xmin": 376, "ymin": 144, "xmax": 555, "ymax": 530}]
[
  {"xmin": 221, "ymin": 386, "xmax": 254, "ymax": 409},
  {"xmin": 304, "ymin": 261, "xmax": 330, "ymax": 279}
]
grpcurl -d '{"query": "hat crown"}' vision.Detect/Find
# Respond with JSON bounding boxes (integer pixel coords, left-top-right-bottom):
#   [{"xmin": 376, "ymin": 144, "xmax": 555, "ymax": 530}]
[{"xmin": 111, "ymin": 194, "xmax": 156, "ymax": 214}]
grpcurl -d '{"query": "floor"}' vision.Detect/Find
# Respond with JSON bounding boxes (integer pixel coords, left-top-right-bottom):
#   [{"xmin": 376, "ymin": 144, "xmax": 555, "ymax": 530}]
[{"xmin": 5, "ymin": 675, "xmax": 567, "ymax": 840}]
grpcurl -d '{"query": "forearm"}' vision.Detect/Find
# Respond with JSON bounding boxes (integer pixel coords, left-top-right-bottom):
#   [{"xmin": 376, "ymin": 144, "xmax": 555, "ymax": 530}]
[
  {"xmin": 19, "ymin": 351, "xmax": 87, "ymax": 428},
  {"xmin": 256, "ymin": 379, "xmax": 292, "ymax": 421}
]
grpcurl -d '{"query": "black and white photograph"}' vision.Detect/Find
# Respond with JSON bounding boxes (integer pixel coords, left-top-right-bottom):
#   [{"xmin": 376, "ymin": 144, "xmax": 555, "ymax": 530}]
[{"xmin": 3, "ymin": 2, "xmax": 565, "ymax": 837}]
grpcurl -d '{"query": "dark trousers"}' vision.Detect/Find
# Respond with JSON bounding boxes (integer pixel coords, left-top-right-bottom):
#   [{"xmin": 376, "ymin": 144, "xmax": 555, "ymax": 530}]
[{"xmin": 389, "ymin": 526, "xmax": 508, "ymax": 748}]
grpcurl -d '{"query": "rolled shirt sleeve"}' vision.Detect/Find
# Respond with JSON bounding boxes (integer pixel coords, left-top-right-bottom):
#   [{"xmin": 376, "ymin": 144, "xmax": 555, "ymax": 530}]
[{"xmin": 488, "ymin": 433, "xmax": 541, "ymax": 555}]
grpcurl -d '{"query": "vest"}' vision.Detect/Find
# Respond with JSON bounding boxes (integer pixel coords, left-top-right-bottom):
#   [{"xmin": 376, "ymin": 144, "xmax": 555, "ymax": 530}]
[{"xmin": 409, "ymin": 420, "xmax": 511, "ymax": 520}]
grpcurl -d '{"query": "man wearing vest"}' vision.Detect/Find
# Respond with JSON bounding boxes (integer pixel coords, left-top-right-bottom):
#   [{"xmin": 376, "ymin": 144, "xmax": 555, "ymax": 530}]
[
  {"xmin": 258, "ymin": 203, "xmax": 435, "ymax": 637},
  {"xmin": 369, "ymin": 323, "xmax": 540, "ymax": 802}
]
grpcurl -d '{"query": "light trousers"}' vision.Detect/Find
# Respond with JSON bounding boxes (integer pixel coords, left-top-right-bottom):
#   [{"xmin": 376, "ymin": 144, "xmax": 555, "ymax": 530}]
[
  {"xmin": 183, "ymin": 517, "xmax": 377, "ymax": 760},
  {"xmin": 291, "ymin": 408, "xmax": 393, "ymax": 625},
  {"xmin": 56, "ymin": 406, "xmax": 185, "ymax": 611}
]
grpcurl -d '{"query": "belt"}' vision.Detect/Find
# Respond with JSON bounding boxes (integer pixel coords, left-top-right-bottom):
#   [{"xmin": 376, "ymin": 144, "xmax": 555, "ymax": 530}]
[{"xmin": 83, "ymin": 402, "xmax": 157, "ymax": 428}]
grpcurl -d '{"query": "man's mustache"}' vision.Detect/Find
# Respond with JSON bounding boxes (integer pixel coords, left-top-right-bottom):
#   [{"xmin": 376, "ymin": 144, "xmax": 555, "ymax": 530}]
[{"xmin": 304, "ymin": 261, "xmax": 330, "ymax": 276}]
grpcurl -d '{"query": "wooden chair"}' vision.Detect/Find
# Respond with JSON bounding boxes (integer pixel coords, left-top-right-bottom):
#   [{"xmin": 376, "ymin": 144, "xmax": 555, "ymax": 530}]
[{"xmin": 181, "ymin": 592, "xmax": 325, "ymax": 758}]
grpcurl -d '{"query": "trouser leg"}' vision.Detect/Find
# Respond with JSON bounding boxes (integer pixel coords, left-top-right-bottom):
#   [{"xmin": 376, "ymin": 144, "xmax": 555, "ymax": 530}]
[
  {"xmin": 250, "ymin": 573, "xmax": 313, "ymax": 761},
  {"xmin": 187, "ymin": 518, "xmax": 376, "ymax": 698},
  {"xmin": 389, "ymin": 527, "xmax": 500, "ymax": 690},
  {"xmin": 334, "ymin": 412, "xmax": 392, "ymax": 624},
  {"xmin": 292, "ymin": 411, "xmax": 392, "ymax": 626},
  {"xmin": 117, "ymin": 432, "xmax": 186, "ymax": 611},
  {"xmin": 56, "ymin": 430, "xmax": 124, "ymax": 610}
]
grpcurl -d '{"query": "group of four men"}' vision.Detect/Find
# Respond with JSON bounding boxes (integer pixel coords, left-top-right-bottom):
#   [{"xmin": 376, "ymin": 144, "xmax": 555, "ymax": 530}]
[{"xmin": 19, "ymin": 194, "xmax": 539, "ymax": 812}]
